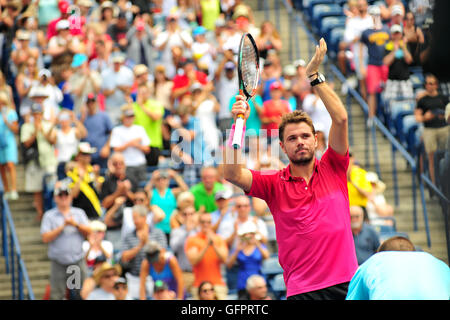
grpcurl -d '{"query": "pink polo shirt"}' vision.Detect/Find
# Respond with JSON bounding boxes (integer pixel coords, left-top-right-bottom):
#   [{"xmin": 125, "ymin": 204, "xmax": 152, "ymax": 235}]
[{"xmin": 246, "ymin": 147, "xmax": 358, "ymax": 297}]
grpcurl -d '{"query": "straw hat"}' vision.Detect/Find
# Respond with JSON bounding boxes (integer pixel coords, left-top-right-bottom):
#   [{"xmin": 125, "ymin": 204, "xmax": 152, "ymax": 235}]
[{"xmin": 93, "ymin": 262, "xmax": 122, "ymax": 285}]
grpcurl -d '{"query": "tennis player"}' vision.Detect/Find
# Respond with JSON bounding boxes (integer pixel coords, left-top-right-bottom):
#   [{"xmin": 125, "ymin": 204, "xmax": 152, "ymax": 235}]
[{"xmin": 224, "ymin": 39, "xmax": 358, "ymax": 300}]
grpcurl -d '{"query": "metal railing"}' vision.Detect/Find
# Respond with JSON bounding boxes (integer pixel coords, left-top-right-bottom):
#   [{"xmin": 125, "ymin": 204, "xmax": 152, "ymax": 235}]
[
  {"xmin": 0, "ymin": 181, "xmax": 35, "ymax": 300},
  {"xmin": 264, "ymin": 0, "xmax": 450, "ymax": 258}
]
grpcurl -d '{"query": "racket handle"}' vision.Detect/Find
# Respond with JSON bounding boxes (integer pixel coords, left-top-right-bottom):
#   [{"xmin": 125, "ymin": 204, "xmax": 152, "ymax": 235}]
[{"xmin": 232, "ymin": 116, "xmax": 245, "ymax": 149}]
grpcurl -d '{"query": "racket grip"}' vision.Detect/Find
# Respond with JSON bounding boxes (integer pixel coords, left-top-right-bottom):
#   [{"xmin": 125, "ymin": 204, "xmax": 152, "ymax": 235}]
[{"xmin": 231, "ymin": 118, "xmax": 245, "ymax": 149}]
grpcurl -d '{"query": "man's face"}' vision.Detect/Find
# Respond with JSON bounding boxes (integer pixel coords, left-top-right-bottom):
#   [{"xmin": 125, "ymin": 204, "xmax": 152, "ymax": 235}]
[
  {"xmin": 132, "ymin": 212, "xmax": 146, "ymax": 230},
  {"xmin": 199, "ymin": 213, "xmax": 212, "ymax": 233},
  {"xmin": 280, "ymin": 122, "xmax": 317, "ymax": 166},
  {"xmin": 110, "ymin": 155, "xmax": 126, "ymax": 177},
  {"xmin": 249, "ymin": 279, "xmax": 268, "ymax": 300},
  {"xmin": 77, "ymin": 152, "xmax": 92, "ymax": 166},
  {"xmin": 201, "ymin": 169, "xmax": 217, "ymax": 191},
  {"xmin": 425, "ymin": 76, "xmax": 438, "ymax": 94},
  {"xmin": 357, "ymin": 0, "xmax": 367, "ymax": 14},
  {"xmin": 235, "ymin": 197, "xmax": 251, "ymax": 219},
  {"xmin": 350, "ymin": 207, "xmax": 364, "ymax": 230},
  {"xmin": 54, "ymin": 189, "xmax": 72, "ymax": 208}
]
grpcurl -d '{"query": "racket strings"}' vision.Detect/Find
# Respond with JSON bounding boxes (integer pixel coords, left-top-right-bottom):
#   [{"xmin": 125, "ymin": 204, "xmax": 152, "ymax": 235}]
[{"xmin": 241, "ymin": 37, "xmax": 258, "ymax": 94}]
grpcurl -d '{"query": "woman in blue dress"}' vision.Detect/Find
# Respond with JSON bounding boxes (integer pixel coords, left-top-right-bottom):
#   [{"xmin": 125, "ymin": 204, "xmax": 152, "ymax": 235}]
[{"xmin": 226, "ymin": 221, "xmax": 270, "ymax": 299}]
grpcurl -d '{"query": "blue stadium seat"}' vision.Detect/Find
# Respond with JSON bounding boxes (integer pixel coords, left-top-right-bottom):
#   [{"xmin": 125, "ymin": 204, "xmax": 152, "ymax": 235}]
[
  {"xmin": 261, "ymin": 257, "xmax": 283, "ymax": 278},
  {"xmin": 328, "ymin": 27, "xmax": 345, "ymax": 58},
  {"xmin": 320, "ymin": 16, "xmax": 346, "ymax": 40},
  {"xmin": 269, "ymin": 274, "xmax": 286, "ymax": 300},
  {"xmin": 306, "ymin": 0, "xmax": 334, "ymax": 21},
  {"xmin": 312, "ymin": 4, "xmax": 343, "ymax": 34},
  {"xmin": 410, "ymin": 72, "xmax": 424, "ymax": 90},
  {"xmin": 402, "ymin": 114, "xmax": 418, "ymax": 148},
  {"xmin": 388, "ymin": 100, "xmax": 415, "ymax": 138}
]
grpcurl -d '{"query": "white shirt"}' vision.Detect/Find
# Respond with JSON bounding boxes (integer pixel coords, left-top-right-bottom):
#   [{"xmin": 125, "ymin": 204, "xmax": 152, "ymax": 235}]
[
  {"xmin": 195, "ymin": 99, "xmax": 220, "ymax": 150},
  {"xmin": 302, "ymin": 93, "xmax": 332, "ymax": 140},
  {"xmin": 216, "ymin": 72, "xmax": 238, "ymax": 119},
  {"xmin": 344, "ymin": 14, "xmax": 373, "ymax": 43},
  {"xmin": 56, "ymin": 127, "xmax": 78, "ymax": 162},
  {"xmin": 110, "ymin": 124, "xmax": 150, "ymax": 167},
  {"xmin": 219, "ymin": 216, "xmax": 269, "ymax": 251}
]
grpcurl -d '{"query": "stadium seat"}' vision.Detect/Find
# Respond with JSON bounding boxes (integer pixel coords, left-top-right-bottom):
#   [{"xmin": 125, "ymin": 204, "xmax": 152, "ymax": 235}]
[
  {"xmin": 261, "ymin": 257, "xmax": 283, "ymax": 278},
  {"xmin": 328, "ymin": 27, "xmax": 345, "ymax": 58},
  {"xmin": 410, "ymin": 72, "xmax": 424, "ymax": 90},
  {"xmin": 312, "ymin": 4, "xmax": 343, "ymax": 34},
  {"xmin": 269, "ymin": 274, "xmax": 286, "ymax": 300},
  {"xmin": 402, "ymin": 115, "xmax": 420, "ymax": 152},
  {"xmin": 306, "ymin": 0, "xmax": 334, "ymax": 21},
  {"xmin": 320, "ymin": 16, "xmax": 347, "ymax": 41},
  {"xmin": 388, "ymin": 99, "xmax": 415, "ymax": 138},
  {"xmin": 378, "ymin": 231, "xmax": 410, "ymax": 243}
]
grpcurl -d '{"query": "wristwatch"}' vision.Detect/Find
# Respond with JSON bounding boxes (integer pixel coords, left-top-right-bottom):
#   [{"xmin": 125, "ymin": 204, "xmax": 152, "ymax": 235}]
[{"xmin": 309, "ymin": 73, "xmax": 326, "ymax": 87}]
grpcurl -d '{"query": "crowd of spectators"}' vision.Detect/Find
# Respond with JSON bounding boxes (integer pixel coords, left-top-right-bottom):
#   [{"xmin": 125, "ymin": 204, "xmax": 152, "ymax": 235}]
[{"xmin": 0, "ymin": 0, "xmax": 447, "ymax": 300}]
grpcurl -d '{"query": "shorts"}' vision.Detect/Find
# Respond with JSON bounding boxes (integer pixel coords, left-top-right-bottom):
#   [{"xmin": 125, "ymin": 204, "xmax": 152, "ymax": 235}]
[
  {"xmin": 383, "ymin": 79, "xmax": 414, "ymax": 101},
  {"xmin": 422, "ymin": 126, "xmax": 449, "ymax": 154},
  {"xmin": 24, "ymin": 161, "xmax": 56, "ymax": 193},
  {"xmin": 366, "ymin": 64, "xmax": 389, "ymax": 94},
  {"xmin": 0, "ymin": 140, "xmax": 18, "ymax": 164},
  {"xmin": 287, "ymin": 282, "xmax": 349, "ymax": 300}
]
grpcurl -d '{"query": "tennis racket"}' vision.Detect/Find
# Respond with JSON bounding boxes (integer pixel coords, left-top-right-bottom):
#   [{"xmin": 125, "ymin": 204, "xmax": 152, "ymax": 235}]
[{"xmin": 232, "ymin": 32, "xmax": 260, "ymax": 149}]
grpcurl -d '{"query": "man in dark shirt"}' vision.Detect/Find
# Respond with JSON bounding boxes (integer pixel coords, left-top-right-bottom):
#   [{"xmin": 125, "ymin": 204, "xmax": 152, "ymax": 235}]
[
  {"xmin": 414, "ymin": 74, "xmax": 449, "ymax": 185},
  {"xmin": 360, "ymin": 5, "xmax": 390, "ymax": 123},
  {"xmin": 106, "ymin": 11, "xmax": 129, "ymax": 52},
  {"xmin": 382, "ymin": 24, "xmax": 414, "ymax": 100}
]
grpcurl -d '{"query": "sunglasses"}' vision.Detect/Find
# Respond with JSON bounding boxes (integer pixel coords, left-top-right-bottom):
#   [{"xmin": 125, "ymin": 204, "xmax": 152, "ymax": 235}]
[
  {"xmin": 199, "ymin": 220, "xmax": 211, "ymax": 224},
  {"xmin": 236, "ymin": 204, "xmax": 249, "ymax": 208},
  {"xmin": 134, "ymin": 198, "xmax": 147, "ymax": 203},
  {"xmin": 112, "ymin": 161, "xmax": 125, "ymax": 166},
  {"xmin": 201, "ymin": 288, "xmax": 215, "ymax": 293},
  {"xmin": 425, "ymin": 82, "xmax": 436, "ymax": 85},
  {"xmin": 102, "ymin": 273, "xmax": 116, "ymax": 279},
  {"xmin": 56, "ymin": 191, "xmax": 69, "ymax": 197}
]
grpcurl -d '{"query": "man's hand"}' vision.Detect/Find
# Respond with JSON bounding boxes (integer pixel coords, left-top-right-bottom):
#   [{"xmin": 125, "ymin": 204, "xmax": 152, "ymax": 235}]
[
  {"xmin": 305, "ymin": 38, "xmax": 327, "ymax": 77},
  {"xmin": 231, "ymin": 95, "xmax": 250, "ymax": 122}
]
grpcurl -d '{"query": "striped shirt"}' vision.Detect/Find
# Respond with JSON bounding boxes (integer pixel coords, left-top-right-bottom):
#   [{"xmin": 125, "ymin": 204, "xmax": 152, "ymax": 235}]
[{"xmin": 121, "ymin": 227, "xmax": 167, "ymax": 276}]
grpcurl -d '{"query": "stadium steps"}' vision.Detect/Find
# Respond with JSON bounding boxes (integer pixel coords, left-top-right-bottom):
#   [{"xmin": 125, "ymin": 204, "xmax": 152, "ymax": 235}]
[
  {"xmin": 1, "ymin": 165, "xmax": 50, "ymax": 300},
  {"xmin": 250, "ymin": 0, "xmax": 448, "ymax": 264},
  {"xmin": 0, "ymin": 0, "xmax": 446, "ymax": 301}
]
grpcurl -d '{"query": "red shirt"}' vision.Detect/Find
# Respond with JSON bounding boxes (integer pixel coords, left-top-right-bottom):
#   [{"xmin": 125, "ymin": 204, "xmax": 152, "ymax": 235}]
[
  {"xmin": 245, "ymin": 147, "xmax": 358, "ymax": 297},
  {"xmin": 47, "ymin": 16, "xmax": 85, "ymax": 40},
  {"xmin": 172, "ymin": 71, "xmax": 208, "ymax": 99},
  {"xmin": 261, "ymin": 99, "xmax": 291, "ymax": 137}
]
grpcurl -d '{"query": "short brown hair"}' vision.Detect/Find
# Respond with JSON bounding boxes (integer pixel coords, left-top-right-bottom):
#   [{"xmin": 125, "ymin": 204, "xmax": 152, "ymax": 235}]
[
  {"xmin": 377, "ymin": 236, "xmax": 415, "ymax": 252},
  {"xmin": 278, "ymin": 110, "xmax": 315, "ymax": 142}
]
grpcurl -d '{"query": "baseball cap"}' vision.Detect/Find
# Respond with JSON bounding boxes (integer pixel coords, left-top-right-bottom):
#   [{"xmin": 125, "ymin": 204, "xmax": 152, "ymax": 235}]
[
  {"xmin": 270, "ymin": 81, "xmax": 283, "ymax": 91},
  {"xmin": 224, "ymin": 61, "xmax": 235, "ymax": 70},
  {"xmin": 283, "ymin": 64, "xmax": 297, "ymax": 76},
  {"xmin": 71, "ymin": 53, "xmax": 88, "ymax": 68},
  {"xmin": 154, "ymin": 280, "xmax": 168, "ymax": 292},
  {"xmin": 86, "ymin": 93, "xmax": 96, "ymax": 102},
  {"xmin": 58, "ymin": 111, "xmax": 71, "ymax": 121},
  {"xmin": 78, "ymin": 142, "xmax": 97, "ymax": 154},
  {"xmin": 38, "ymin": 68, "xmax": 52, "ymax": 78},
  {"xmin": 193, "ymin": 26, "xmax": 207, "ymax": 37},
  {"xmin": 112, "ymin": 53, "xmax": 126, "ymax": 63},
  {"xmin": 133, "ymin": 64, "xmax": 148, "ymax": 76},
  {"xmin": 54, "ymin": 182, "xmax": 71, "ymax": 196},
  {"xmin": 90, "ymin": 220, "xmax": 107, "ymax": 232},
  {"xmin": 136, "ymin": 19, "xmax": 146, "ymax": 31},
  {"xmin": 121, "ymin": 105, "xmax": 135, "ymax": 117},
  {"xmin": 58, "ymin": 0, "xmax": 70, "ymax": 14},
  {"xmin": 117, "ymin": 10, "xmax": 127, "ymax": 19},
  {"xmin": 368, "ymin": 5, "xmax": 381, "ymax": 16},
  {"xmin": 114, "ymin": 277, "xmax": 127, "ymax": 287},
  {"xmin": 293, "ymin": 59, "xmax": 306, "ymax": 68},
  {"xmin": 215, "ymin": 189, "xmax": 232, "ymax": 201},
  {"xmin": 56, "ymin": 19, "xmax": 70, "ymax": 30},
  {"xmin": 238, "ymin": 221, "xmax": 257, "ymax": 236},
  {"xmin": 390, "ymin": 24, "xmax": 402, "ymax": 34},
  {"xmin": 391, "ymin": 5, "xmax": 403, "ymax": 17}
]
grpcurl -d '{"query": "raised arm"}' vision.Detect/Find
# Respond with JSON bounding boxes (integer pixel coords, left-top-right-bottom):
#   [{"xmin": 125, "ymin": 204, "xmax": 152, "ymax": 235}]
[
  {"xmin": 223, "ymin": 96, "xmax": 253, "ymax": 192},
  {"xmin": 305, "ymin": 38, "xmax": 348, "ymax": 155}
]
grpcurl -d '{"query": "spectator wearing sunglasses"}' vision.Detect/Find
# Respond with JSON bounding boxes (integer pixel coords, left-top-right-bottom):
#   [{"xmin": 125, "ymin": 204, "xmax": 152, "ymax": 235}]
[
  {"xmin": 197, "ymin": 281, "xmax": 219, "ymax": 300},
  {"xmin": 40, "ymin": 180, "xmax": 92, "ymax": 300}
]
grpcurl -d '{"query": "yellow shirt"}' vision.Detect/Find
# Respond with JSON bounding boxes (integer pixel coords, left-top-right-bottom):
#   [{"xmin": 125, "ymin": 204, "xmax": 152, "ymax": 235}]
[{"xmin": 347, "ymin": 166, "xmax": 373, "ymax": 208}]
